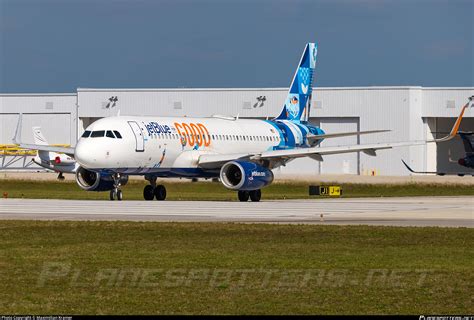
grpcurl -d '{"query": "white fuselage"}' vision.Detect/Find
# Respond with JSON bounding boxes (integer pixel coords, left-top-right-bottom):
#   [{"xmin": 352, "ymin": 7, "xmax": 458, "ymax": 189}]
[
  {"xmin": 75, "ymin": 116, "xmax": 291, "ymax": 176},
  {"xmin": 33, "ymin": 151, "xmax": 78, "ymax": 173}
]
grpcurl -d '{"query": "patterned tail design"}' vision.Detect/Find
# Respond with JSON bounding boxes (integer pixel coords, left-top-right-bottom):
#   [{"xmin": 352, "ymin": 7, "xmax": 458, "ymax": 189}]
[{"xmin": 276, "ymin": 43, "xmax": 318, "ymax": 122}]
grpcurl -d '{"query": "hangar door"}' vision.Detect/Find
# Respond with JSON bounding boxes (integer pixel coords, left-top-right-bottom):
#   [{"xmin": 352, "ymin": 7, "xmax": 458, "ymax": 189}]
[{"xmin": 319, "ymin": 118, "xmax": 359, "ymax": 174}]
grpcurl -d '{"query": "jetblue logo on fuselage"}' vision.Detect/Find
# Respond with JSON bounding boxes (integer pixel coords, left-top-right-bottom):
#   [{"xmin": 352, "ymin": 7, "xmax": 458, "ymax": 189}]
[{"xmin": 145, "ymin": 122, "xmax": 171, "ymax": 135}]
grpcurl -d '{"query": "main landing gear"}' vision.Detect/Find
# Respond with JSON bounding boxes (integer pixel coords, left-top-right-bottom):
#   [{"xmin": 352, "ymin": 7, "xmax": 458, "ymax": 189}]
[
  {"xmin": 110, "ymin": 173, "xmax": 123, "ymax": 201},
  {"xmin": 238, "ymin": 189, "xmax": 261, "ymax": 202},
  {"xmin": 143, "ymin": 176, "xmax": 167, "ymax": 201}
]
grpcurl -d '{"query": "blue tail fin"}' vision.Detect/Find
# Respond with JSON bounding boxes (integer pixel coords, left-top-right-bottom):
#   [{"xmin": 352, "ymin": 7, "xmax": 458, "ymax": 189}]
[{"xmin": 276, "ymin": 43, "xmax": 318, "ymax": 122}]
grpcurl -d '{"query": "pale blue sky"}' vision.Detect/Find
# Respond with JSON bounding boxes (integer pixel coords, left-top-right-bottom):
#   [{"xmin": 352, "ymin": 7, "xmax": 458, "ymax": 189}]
[{"xmin": 0, "ymin": 0, "xmax": 472, "ymax": 93}]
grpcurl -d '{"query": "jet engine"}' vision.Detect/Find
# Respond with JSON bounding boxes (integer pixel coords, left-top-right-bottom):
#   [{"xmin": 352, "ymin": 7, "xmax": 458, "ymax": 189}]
[
  {"xmin": 75, "ymin": 166, "xmax": 128, "ymax": 191},
  {"xmin": 219, "ymin": 161, "xmax": 274, "ymax": 191}
]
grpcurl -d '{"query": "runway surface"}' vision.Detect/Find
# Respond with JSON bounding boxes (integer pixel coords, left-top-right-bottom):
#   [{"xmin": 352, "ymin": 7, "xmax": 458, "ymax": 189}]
[{"xmin": 0, "ymin": 196, "xmax": 472, "ymax": 227}]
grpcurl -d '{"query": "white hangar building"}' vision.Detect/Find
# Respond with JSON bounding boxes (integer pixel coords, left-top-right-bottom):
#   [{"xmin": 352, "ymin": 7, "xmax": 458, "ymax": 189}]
[{"xmin": 1, "ymin": 86, "xmax": 473, "ymax": 176}]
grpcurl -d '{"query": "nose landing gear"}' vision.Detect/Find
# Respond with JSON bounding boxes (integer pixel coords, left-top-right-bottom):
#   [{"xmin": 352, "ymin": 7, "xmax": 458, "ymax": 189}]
[
  {"xmin": 110, "ymin": 173, "xmax": 123, "ymax": 201},
  {"xmin": 110, "ymin": 188, "xmax": 123, "ymax": 201}
]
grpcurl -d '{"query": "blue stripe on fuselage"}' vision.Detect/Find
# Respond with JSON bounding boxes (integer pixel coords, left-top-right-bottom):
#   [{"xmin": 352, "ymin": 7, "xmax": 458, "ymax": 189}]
[
  {"xmin": 263, "ymin": 120, "xmax": 287, "ymax": 150},
  {"xmin": 98, "ymin": 167, "xmax": 220, "ymax": 178}
]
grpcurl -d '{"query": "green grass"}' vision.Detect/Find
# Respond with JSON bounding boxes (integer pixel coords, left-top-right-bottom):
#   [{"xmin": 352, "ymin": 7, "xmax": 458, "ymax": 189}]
[
  {"xmin": 1, "ymin": 179, "xmax": 473, "ymax": 200},
  {"xmin": 0, "ymin": 221, "xmax": 472, "ymax": 314}
]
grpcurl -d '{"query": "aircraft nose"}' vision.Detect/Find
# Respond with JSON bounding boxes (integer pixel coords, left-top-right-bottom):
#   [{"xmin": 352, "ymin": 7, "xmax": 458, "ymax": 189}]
[{"xmin": 75, "ymin": 139, "xmax": 96, "ymax": 168}]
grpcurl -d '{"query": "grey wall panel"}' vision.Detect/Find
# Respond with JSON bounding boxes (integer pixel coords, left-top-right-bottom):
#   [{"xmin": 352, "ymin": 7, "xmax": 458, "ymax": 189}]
[
  {"xmin": 0, "ymin": 94, "xmax": 76, "ymax": 114},
  {"xmin": 319, "ymin": 118, "xmax": 359, "ymax": 174},
  {"xmin": 422, "ymin": 88, "xmax": 474, "ymax": 117},
  {"xmin": 0, "ymin": 113, "xmax": 72, "ymax": 145},
  {"xmin": 0, "ymin": 94, "xmax": 77, "ymax": 146},
  {"xmin": 77, "ymin": 88, "xmax": 287, "ymax": 119}
]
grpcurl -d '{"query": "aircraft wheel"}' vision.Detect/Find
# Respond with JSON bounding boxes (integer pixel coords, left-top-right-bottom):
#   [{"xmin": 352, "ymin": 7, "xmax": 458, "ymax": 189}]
[
  {"xmin": 116, "ymin": 189, "xmax": 123, "ymax": 201},
  {"xmin": 143, "ymin": 185, "xmax": 155, "ymax": 201},
  {"xmin": 238, "ymin": 190, "xmax": 250, "ymax": 202},
  {"xmin": 109, "ymin": 189, "xmax": 116, "ymax": 201},
  {"xmin": 249, "ymin": 189, "xmax": 261, "ymax": 202},
  {"xmin": 154, "ymin": 185, "xmax": 167, "ymax": 201}
]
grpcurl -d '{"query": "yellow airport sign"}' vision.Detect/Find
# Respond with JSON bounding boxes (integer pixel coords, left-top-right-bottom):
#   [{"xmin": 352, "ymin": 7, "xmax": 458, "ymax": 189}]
[{"xmin": 309, "ymin": 185, "xmax": 342, "ymax": 197}]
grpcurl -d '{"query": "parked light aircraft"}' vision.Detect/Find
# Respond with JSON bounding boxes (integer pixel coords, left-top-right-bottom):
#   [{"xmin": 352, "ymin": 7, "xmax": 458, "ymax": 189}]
[
  {"xmin": 31, "ymin": 127, "xmax": 78, "ymax": 179},
  {"xmin": 13, "ymin": 43, "xmax": 467, "ymax": 201},
  {"xmin": 402, "ymin": 132, "xmax": 474, "ymax": 176}
]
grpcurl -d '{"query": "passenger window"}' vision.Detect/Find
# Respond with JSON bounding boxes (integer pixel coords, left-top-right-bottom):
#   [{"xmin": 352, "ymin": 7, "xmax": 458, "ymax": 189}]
[
  {"xmin": 81, "ymin": 130, "xmax": 91, "ymax": 138},
  {"xmin": 113, "ymin": 131, "xmax": 122, "ymax": 139},
  {"xmin": 106, "ymin": 130, "xmax": 115, "ymax": 138},
  {"xmin": 90, "ymin": 130, "xmax": 105, "ymax": 138}
]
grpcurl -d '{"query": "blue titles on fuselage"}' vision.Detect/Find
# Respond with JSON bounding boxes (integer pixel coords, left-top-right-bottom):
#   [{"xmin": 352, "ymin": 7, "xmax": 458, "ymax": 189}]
[{"xmin": 144, "ymin": 122, "xmax": 171, "ymax": 136}]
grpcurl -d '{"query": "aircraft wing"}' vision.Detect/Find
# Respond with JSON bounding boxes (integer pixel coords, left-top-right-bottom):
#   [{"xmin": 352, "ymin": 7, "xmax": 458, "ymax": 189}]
[
  {"xmin": 198, "ymin": 140, "xmax": 429, "ymax": 169},
  {"xmin": 402, "ymin": 160, "xmax": 474, "ymax": 177},
  {"xmin": 12, "ymin": 114, "xmax": 76, "ymax": 157},
  {"xmin": 15, "ymin": 142, "xmax": 75, "ymax": 156}
]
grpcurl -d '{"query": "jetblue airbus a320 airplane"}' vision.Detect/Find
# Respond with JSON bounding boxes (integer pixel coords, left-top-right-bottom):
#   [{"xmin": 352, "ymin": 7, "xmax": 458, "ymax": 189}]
[{"xmin": 13, "ymin": 43, "xmax": 467, "ymax": 201}]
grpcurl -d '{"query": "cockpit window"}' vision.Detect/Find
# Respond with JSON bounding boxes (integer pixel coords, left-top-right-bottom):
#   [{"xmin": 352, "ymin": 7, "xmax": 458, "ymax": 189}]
[
  {"xmin": 113, "ymin": 131, "xmax": 122, "ymax": 139},
  {"xmin": 90, "ymin": 130, "xmax": 105, "ymax": 138},
  {"xmin": 106, "ymin": 130, "xmax": 115, "ymax": 138},
  {"xmin": 82, "ymin": 130, "xmax": 91, "ymax": 138}
]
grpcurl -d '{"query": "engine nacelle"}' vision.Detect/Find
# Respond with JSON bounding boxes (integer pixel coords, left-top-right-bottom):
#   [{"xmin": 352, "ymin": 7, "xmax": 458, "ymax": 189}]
[
  {"xmin": 75, "ymin": 167, "xmax": 128, "ymax": 192},
  {"xmin": 220, "ymin": 161, "xmax": 274, "ymax": 191}
]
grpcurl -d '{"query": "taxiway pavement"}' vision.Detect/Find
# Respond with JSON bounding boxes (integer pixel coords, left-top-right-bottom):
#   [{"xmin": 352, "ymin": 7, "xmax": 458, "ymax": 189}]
[{"xmin": 0, "ymin": 197, "xmax": 472, "ymax": 227}]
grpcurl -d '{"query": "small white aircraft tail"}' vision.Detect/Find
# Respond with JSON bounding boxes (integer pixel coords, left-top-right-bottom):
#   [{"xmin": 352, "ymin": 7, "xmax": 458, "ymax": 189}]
[{"xmin": 33, "ymin": 127, "xmax": 48, "ymax": 145}]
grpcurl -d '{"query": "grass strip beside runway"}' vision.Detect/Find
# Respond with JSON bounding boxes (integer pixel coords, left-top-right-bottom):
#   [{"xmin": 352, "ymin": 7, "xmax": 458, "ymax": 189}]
[
  {"xmin": 0, "ymin": 221, "xmax": 472, "ymax": 314},
  {"xmin": 1, "ymin": 179, "xmax": 473, "ymax": 200}
]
